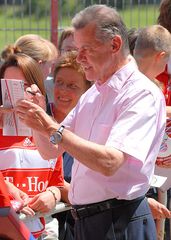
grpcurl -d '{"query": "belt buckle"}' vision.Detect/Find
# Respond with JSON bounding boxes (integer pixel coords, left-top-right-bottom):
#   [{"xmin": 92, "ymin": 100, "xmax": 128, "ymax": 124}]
[{"xmin": 71, "ymin": 208, "xmax": 79, "ymax": 220}]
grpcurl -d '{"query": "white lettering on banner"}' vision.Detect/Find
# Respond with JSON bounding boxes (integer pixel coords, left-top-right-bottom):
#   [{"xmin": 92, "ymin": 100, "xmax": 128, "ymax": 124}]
[{"xmin": 27, "ymin": 177, "xmax": 48, "ymax": 192}]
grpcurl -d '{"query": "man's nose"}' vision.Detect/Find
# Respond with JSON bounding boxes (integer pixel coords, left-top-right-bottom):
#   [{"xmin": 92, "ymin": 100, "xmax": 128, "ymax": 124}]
[{"xmin": 76, "ymin": 49, "xmax": 85, "ymax": 63}]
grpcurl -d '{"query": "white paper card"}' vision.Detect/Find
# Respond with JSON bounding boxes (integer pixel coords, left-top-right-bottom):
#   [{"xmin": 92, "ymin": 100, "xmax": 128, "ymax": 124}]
[
  {"xmin": 150, "ymin": 175, "xmax": 167, "ymax": 189},
  {"xmin": 1, "ymin": 79, "xmax": 32, "ymax": 136}
]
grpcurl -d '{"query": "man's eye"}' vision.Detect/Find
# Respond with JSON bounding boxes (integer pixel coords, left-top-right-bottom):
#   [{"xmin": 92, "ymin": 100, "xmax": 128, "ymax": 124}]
[
  {"xmin": 69, "ymin": 84, "xmax": 77, "ymax": 89},
  {"xmin": 84, "ymin": 47, "xmax": 91, "ymax": 52}
]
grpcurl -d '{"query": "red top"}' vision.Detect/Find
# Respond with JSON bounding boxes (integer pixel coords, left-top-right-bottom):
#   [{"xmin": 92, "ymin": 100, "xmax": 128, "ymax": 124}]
[
  {"xmin": 0, "ymin": 129, "xmax": 64, "ymax": 238},
  {"xmin": 157, "ymin": 65, "xmax": 171, "ymax": 106},
  {"xmin": 0, "ymin": 171, "xmax": 11, "ymax": 208}
]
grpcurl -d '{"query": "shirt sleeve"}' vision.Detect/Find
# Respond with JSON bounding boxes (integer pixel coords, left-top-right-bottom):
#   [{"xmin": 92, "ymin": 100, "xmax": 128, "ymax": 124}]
[{"xmin": 106, "ymin": 88, "xmax": 165, "ymax": 162}]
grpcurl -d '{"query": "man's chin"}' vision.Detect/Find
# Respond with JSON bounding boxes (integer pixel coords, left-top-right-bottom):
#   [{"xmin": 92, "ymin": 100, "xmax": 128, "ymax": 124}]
[{"xmin": 85, "ymin": 72, "xmax": 97, "ymax": 82}]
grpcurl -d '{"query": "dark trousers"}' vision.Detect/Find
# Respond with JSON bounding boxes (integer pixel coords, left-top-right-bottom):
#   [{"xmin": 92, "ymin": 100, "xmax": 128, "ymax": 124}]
[{"xmin": 72, "ymin": 197, "xmax": 157, "ymax": 240}]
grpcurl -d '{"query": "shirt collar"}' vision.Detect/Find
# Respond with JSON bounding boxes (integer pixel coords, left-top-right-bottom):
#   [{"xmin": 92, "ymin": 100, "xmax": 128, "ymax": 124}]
[{"xmin": 95, "ymin": 57, "xmax": 138, "ymax": 93}]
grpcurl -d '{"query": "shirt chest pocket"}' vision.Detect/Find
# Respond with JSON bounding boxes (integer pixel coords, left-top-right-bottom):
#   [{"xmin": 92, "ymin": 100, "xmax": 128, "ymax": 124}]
[{"xmin": 90, "ymin": 123, "xmax": 111, "ymax": 144}]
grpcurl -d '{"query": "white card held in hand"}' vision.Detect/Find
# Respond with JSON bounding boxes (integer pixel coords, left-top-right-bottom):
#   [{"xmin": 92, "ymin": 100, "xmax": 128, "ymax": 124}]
[{"xmin": 1, "ymin": 79, "xmax": 32, "ymax": 136}]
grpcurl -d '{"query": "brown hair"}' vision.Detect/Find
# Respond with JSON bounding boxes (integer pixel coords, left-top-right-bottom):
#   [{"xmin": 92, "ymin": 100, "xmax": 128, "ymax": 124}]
[
  {"xmin": 53, "ymin": 51, "xmax": 91, "ymax": 90},
  {"xmin": 158, "ymin": 0, "xmax": 171, "ymax": 33},
  {"xmin": 58, "ymin": 27, "xmax": 74, "ymax": 54},
  {"xmin": 0, "ymin": 47, "xmax": 45, "ymax": 105}
]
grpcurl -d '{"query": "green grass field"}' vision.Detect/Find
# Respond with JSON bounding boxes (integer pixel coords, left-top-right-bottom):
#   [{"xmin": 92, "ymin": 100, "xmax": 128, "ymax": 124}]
[{"xmin": 0, "ymin": 4, "xmax": 159, "ymax": 52}]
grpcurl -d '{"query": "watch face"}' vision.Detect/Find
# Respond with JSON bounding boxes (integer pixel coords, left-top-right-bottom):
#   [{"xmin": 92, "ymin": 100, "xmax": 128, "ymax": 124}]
[{"xmin": 50, "ymin": 132, "xmax": 62, "ymax": 145}]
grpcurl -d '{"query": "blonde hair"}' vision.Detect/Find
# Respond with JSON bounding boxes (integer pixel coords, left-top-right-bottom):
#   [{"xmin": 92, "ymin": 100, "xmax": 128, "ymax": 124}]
[
  {"xmin": 134, "ymin": 25, "xmax": 171, "ymax": 56},
  {"xmin": 14, "ymin": 34, "xmax": 58, "ymax": 62}
]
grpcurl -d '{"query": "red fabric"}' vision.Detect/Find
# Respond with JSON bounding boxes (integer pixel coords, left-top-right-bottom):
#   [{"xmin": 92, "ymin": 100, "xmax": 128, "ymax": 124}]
[
  {"xmin": 156, "ymin": 65, "xmax": 171, "ymax": 106},
  {"xmin": 0, "ymin": 129, "xmax": 64, "ymax": 238},
  {"xmin": 0, "ymin": 172, "xmax": 11, "ymax": 207},
  {"xmin": 0, "ymin": 129, "xmax": 36, "ymax": 150}
]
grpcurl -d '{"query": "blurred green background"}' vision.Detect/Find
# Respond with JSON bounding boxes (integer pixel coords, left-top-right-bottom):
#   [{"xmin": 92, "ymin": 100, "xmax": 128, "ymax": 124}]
[{"xmin": 0, "ymin": 0, "xmax": 160, "ymax": 51}]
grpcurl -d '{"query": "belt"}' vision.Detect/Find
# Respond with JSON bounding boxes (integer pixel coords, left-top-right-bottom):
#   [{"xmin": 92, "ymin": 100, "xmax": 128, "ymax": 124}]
[{"xmin": 71, "ymin": 196, "xmax": 144, "ymax": 220}]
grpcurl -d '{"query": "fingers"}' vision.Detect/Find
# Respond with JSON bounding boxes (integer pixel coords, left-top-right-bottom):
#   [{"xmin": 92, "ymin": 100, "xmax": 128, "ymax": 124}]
[
  {"xmin": 156, "ymin": 203, "xmax": 171, "ymax": 219},
  {"xmin": 28, "ymin": 194, "xmax": 43, "ymax": 211},
  {"xmin": 163, "ymin": 209, "xmax": 171, "ymax": 218},
  {"xmin": 28, "ymin": 192, "xmax": 56, "ymax": 213},
  {"xmin": 20, "ymin": 206, "xmax": 35, "ymax": 216},
  {"xmin": 35, "ymin": 94, "xmax": 46, "ymax": 110},
  {"xmin": 30, "ymin": 84, "xmax": 41, "ymax": 94},
  {"xmin": 25, "ymin": 86, "xmax": 46, "ymax": 109}
]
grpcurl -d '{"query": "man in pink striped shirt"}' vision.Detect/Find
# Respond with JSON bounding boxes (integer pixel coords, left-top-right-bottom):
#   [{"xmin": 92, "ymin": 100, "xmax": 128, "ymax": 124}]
[{"xmin": 16, "ymin": 4, "xmax": 166, "ymax": 240}]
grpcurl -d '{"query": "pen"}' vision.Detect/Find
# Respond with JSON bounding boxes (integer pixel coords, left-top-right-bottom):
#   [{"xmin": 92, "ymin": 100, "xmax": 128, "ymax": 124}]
[{"xmin": 26, "ymin": 90, "xmax": 36, "ymax": 96}]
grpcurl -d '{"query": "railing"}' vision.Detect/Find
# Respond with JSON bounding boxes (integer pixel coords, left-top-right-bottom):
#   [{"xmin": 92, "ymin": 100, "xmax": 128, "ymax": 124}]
[{"xmin": 0, "ymin": 0, "xmax": 161, "ymax": 51}]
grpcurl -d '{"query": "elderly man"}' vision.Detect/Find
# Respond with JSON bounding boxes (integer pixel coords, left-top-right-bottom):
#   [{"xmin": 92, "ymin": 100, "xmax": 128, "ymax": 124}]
[{"xmin": 16, "ymin": 5, "xmax": 165, "ymax": 240}]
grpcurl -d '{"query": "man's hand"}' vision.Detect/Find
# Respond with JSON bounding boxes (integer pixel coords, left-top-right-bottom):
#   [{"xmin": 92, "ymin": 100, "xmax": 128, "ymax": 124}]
[
  {"xmin": 148, "ymin": 197, "xmax": 171, "ymax": 219},
  {"xmin": 15, "ymin": 100, "xmax": 58, "ymax": 136},
  {"xmin": 25, "ymin": 84, "xmax": 46, "ymax": 111}
]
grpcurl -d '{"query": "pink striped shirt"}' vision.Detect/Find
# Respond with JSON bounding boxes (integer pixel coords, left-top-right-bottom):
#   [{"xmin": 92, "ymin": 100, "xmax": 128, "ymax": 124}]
[{"xmin": 63, "ymin": 60, "xmax": 166, "ymax": 205}]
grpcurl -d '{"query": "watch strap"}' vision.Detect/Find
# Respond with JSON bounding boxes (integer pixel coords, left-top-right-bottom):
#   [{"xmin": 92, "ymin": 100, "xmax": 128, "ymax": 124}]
[{"xmin": 57, "ymin": 125, "xmax": 65, "ymax": 135}]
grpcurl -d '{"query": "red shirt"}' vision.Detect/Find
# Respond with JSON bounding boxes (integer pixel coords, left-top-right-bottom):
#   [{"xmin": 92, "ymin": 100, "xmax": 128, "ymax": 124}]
[
  {"xmin": 0, "ymin": 130, "xmax": 64, "ymax": 238},
  {"xmin": 0, "ymin": 172, "xmax": 11, "ymax": 208},
  {"xmin": 157, "ymin": 65, "xmax": 171, "ymax": 106}
]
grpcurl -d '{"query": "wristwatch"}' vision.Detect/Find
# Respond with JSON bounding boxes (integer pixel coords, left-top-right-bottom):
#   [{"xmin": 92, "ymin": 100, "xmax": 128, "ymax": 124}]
[{"xmin": 50, "ymin": 125, "xmax": 65, "ymax": 145}]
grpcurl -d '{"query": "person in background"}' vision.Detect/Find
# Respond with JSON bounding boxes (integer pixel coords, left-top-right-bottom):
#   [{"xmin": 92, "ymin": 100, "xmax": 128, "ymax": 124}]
[
  {"xmin": 49, "ymin": 51, "xmax": 92, "ymax": 240},
  {"xmin": 44, "ymin": 27, "xmax": 78, "ymax": 111},
  {"xmin": 58, "ymin": 27, "xmax": 77, "ymax": 56},
  {"xmin": 157, "ymin": 0, "xmax": 171, "ymax": 111},
  {"xmin": 133, "ymin": 24, "xmax": 171, "ymax": 240},
  {"xmin": 51, "ymin": 51, "xmax": 91, "ymax": 123},
  {"xmin": 1, "ymin": 34, "xmax": 58, "ymax": 107},
  {"xmin": 133, "ymin": 25, "xmax": 170, "ymax": 88},
  {"xmin": 16, "ymin": 5, "xmax": 166, "ymax": 240},
  {"xmin": 14, "ymin": 34, "xmax": 58, "ymax": 80},
  {"xmin": 127, "ymin": 28, "xmax": 141, "ymax": 56},
  {"xmin": 156, "ymin": 1, "xmax": 171, "ymax": 238},
  {"xmin": 0, "ymin": 48, "xmax": 63, "ymax": 239}
]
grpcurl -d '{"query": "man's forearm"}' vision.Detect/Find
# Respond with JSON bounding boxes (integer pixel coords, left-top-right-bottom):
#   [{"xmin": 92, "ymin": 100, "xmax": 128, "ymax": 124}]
[{"xmin": 59, "ymin": 128, "xmax": 125, "ymax": 176}]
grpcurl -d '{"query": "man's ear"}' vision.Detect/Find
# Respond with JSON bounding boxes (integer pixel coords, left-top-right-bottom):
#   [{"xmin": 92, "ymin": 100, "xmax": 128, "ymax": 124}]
[
  {"xmin": 111, "ymin": 35, "xmax": 122, "ymax": 52},
  {"xmin": 156, "ymin": 51, "xmax": 167, "ymax": 60}
]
